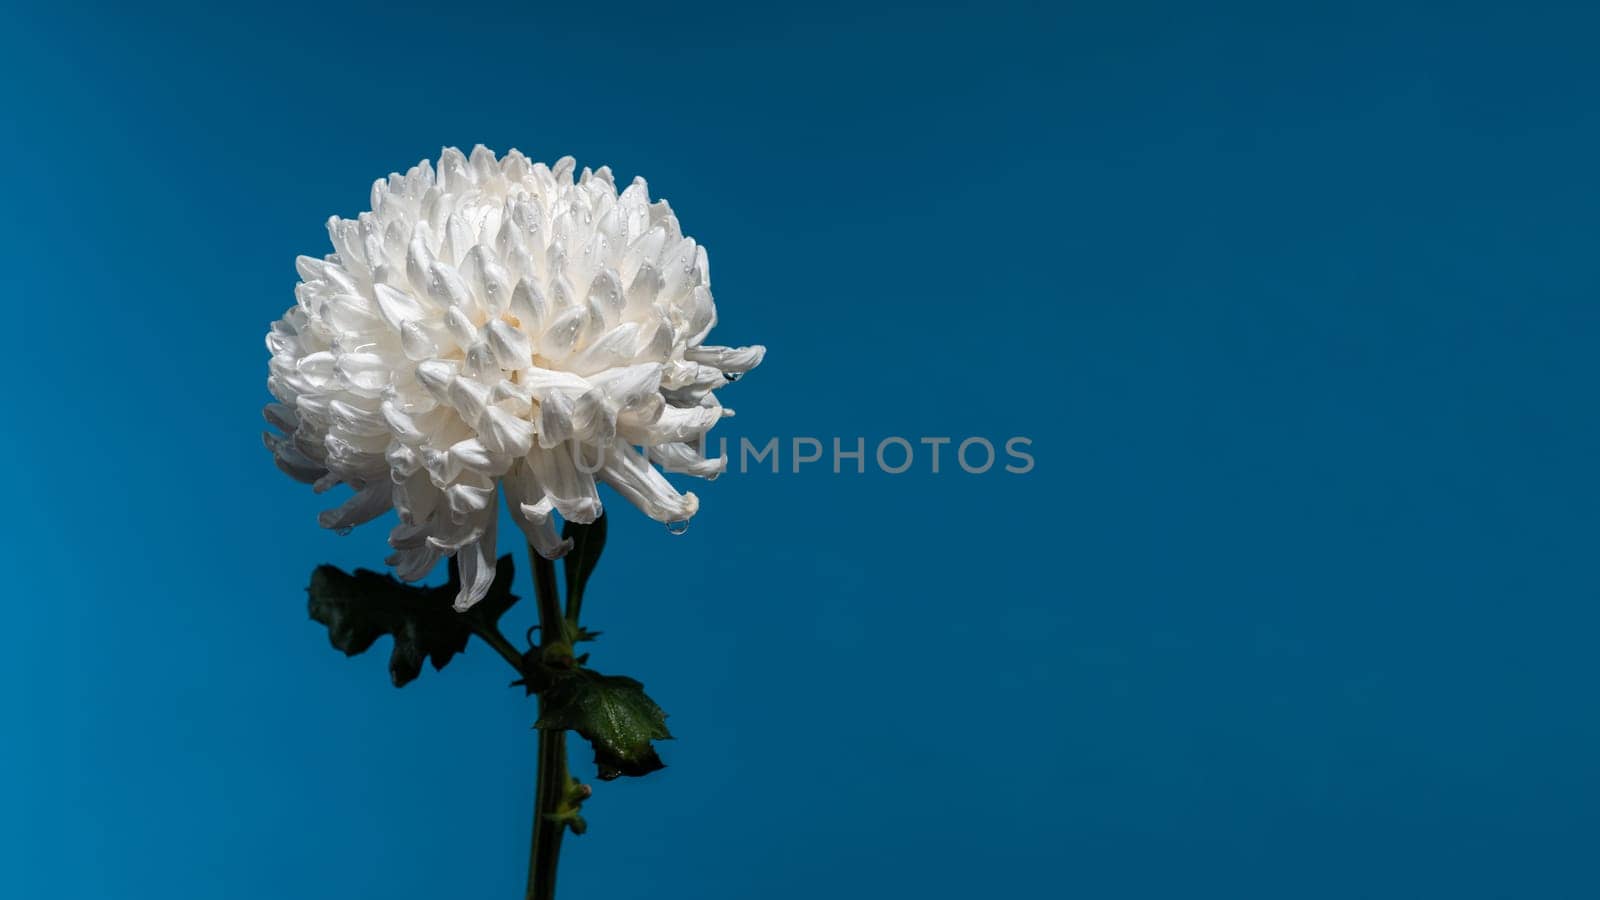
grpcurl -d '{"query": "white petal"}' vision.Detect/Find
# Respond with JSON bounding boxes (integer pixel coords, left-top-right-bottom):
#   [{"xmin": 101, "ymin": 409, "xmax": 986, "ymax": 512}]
[
  {"xmin": 426, "ymin": 261, "xmax": 476, "ymax": 314},
  {"xmin": 570, "ymin": 389, "xmax": 617, "ymax": 447},
  {"xmin": 465, "ymin": 245, "xmax": 514, "ymax": 314},
  {"xmin": 682, "ymin": 285, "xmax": 715, "ymax": 343},
  {"xmin": 481, "ymin": 405, "xmax": 535, "ymax": 456},
  {"xmin": 425, "ymin": 515, "xmax": 484, "ymax": 552},
  {"xmin": 526, "ymin": 442, "xmax": 602, "ymax": 523},
  {"xmin": 468, "ymin": 144, "xmax": 499, "ymax": 184},
  {"xmin": 445, "ymin": 304, "xmax": 479, "ymax": 347},
  {"xmin": 586, "ymin": 269, "xmax": 626, "ymax": 323},
  {"xmin": 537, "ymin": 390, "xmax": 575, "ymax": 449},
  {"xmin": 322, "ymin": 294, "xmax": 382, "ymax": 333},
  {"xmin": 500, "ymin": 148, "xmax": 531, "ymax": 181},
  {"xmin": 566, "ymin": 322, "xmax": 642, "ymax": 376},
  {"xmin": 486, "ymin": 319, "xmax": 534, "ymax": 370},
  {"xmin": 400, "ymin": 319, "xmax": 446, "ymax": 360},
  {"xmin": 295, "ymin": 254, "xmax": 330, "ymax": 283},
  {"xmin": 520, "ymin": 367, "xmax": 591, "ymax": 395},
  {"xmin": 596, "ymin": 442, "xmax": 698, "ymax": 523},
  {"xmin": 450, "ymin": 437, "xmax": 511, "ymax": 476},
  {"xmin": 393, "ymin": 471, "xmax": 443, "ymax": 523},
  {"xmin": 437, "ymin": 146, "xmax": 473, "ymax": 193},
  {"xmin": 388, "ymin": 521, "xmax": 432, "ymax": 550},
  {"xmin": 380, "ymin": 400, "xmax": 426, "ymax": 443},
  {"xmin": 539, "ymin": 307, "xmax": 586, "ymax": 360},
  {"xmin": 625, "ymin": 262, "xmax": 662, "ymax": 316},
  {"xmin": 623, "ymin": 404, "xmax": 722, "ymax": 444},
  {"xmin": 415, "ymin": 359, "xmax": 457, "ymax": 402},
  {"xmin": 616, "ymin": 390, "xmax": 664, "ymax": 428},
  {"xmin": 447, "ymin": 480, "xmax": 496, "ymax": 523},
  {"xmin": 650, "ymin": 441, "xmax": 727, "ymax": 479},
  {"xmin": 406, "ymin": 222, "xmax": 437, "ymax": 289},
  {"xmin": 509, "ymin": 278, "xmax": 547, "ymax": 334},
  {"xmin": 374, "ymin": 283, "xmax": 430, "ymax": 331},
  {"xmin": 385, "ymin": 442, "xmax": 422, "ymax": 476},
  {"xmin": 329, "ymin": 398, "xmax": 387, "ymax": 437},
  {"xmin": 421, "ymin": 446, "xmax": 465, "ymax": 485},
  {"xmin": 263, "ymin": 402, "xmax": 299, "ymax": 434},
  {"xmin": 660, "ymin": 360, "xmax": 726, "ymax": 392},
  {"xmin": 588, "ymin": 362, "xmax": 662, "ymax": 412},
  {"xmin": 264, "ymin": 432, "xmax": 326, "ymax": 483},
  {"xmin": 503, "ymin": 463, "xmax": 573, "ymax": 560},
  {"xmin": 489, "ymin": 379, "xmax": 534, "ymax": 416},
  {"xmin": 454, "ymin": 510, "xmax": 499, "ymax": 611},
  {"xmin": 684, "ymin": 344, "xmax": 766, "ymax": 374},
  {"xmin": 388, "ymin": 544, "xmax": 441, "ymax": 582},
  {"xmin": 447, "ymin": 376, "xmax": 491, "ymax": 422},
  {"xmin": 463, "ymin": 341, "xmax": 498, "ymax": 378},
  {"xmin": 317, "ymin": 480, "xmax": 392, "ymax": 530},
  {"xmin": 334, "ymin": 352, "xmax": 390, "ymax": 394}
]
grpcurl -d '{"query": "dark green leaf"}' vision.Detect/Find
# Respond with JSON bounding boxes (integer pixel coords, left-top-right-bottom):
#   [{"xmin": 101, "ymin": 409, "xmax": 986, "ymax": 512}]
[
  {"xmin": 561, "ymin": 513, "xmax": 607, "ymax": 619},
  {"xmin": 307, "ymin": 555, "xmax": 519, "ymax": 687},
  {"xmin": 536, "ymin": 669, "xmax": 671, "ymax": 780}
]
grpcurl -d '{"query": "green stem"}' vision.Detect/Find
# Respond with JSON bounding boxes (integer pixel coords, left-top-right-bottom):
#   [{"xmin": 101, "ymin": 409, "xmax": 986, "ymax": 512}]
[
  {"xmin": 474, "ymin": 626, "xmax": 526, "ymax": 674},
  {"xmin": 528, "ymin": 715, "xmax": 568, "ymax": 900},
  {"xmin": 563, "ymin": 514, "xmax": 605, "ymax": 625},
  {"xmin": 527, "ymin": 549, "xmax": 569, "ymax": 900},
  {"xmin": 534, "ymin": 550, "xmax": 565, "ymax": 643}
]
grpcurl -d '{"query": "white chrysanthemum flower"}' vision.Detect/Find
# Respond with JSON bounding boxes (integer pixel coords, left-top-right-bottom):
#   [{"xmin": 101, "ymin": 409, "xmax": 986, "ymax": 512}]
[{"xmin": 265, "ymin": 146, "xmax": 764, "ymax": 609}]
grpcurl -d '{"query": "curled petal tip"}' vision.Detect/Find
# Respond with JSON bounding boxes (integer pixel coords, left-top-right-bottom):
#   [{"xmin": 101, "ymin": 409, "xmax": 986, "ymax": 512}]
[{"xmin": 537, "ymin": 538, "xmax": 576, "ymax": 561}]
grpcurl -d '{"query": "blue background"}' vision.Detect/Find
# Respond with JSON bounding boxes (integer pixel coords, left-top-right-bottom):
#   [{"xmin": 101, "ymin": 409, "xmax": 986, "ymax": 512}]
[{"xmin": 4, "ymin": 1, "xmax": 1598, "ymax": 897}]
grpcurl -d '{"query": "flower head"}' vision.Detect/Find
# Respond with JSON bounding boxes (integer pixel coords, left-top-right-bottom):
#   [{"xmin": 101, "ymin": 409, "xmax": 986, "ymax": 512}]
[{"xmin": 265, "ymin": 146, "xmax": 763, "ymax": 609}]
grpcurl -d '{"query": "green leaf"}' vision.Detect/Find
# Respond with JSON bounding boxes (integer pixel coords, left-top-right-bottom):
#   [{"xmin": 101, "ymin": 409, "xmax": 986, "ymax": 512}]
[
  {"xmin": 307, "ymin": 555, "xmax": 519, "ymax": 687},
  {"xmin": 561, "ymin": 513, "xmax": 607, "ymax": 620},
  {"xmin": 536, "ymin": 669, "xmax": 672, "ymax": 780}
]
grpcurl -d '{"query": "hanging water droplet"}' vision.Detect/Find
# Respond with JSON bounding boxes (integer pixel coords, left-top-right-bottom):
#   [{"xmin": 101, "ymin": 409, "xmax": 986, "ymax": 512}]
[{"xmin": 665, "ymin": 520, "xmax": 690, "ymax": 535}]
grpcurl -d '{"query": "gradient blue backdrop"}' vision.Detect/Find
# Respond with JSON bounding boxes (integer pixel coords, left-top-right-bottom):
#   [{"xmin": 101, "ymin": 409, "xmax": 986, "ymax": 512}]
[{"xmin": 4, "ymin": 2, "xmax": 1598, "ymax": 898}]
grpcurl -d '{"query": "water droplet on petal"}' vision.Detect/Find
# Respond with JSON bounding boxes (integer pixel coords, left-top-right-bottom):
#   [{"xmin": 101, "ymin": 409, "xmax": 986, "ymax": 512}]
[{"xmin": 665, "ymin": 520, "xmax": 690, "ymax": 536}]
